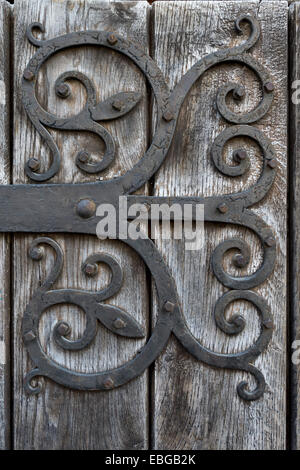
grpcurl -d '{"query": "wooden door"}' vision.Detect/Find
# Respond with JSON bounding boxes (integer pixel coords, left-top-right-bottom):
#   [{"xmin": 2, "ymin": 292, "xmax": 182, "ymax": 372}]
[{"xmin": 0, "ymin": 0, "xmax": 291, "ymax": 450}]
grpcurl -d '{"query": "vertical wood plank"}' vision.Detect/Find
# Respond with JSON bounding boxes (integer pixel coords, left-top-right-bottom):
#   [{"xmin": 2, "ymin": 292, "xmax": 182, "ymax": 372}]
[
  {"xmin": 152, "ymin": 0, "xmax": 287, "ymax": 450},
  {"xmin": 290, "ymin": 0, "xmax": 300, "ymax": 451},
  {"xmin": 13, "ymin": 0, "xmax": 150, "ymax": 450},
  {"xmin": 0, "ymin": 0, "xmax": 11, "ymax": 451}
]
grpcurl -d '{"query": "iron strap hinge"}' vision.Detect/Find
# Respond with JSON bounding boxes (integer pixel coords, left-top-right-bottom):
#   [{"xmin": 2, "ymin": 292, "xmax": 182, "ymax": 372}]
[{"xmin": 10, "ymin": 15, "xmax": 277, "ymax": 400}]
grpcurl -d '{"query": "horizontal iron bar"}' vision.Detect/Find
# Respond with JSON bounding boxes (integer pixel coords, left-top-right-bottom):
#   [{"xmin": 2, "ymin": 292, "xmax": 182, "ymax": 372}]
[{"xmin": 0, "ymin": 184, "xmax": 246, "ymax": 233}]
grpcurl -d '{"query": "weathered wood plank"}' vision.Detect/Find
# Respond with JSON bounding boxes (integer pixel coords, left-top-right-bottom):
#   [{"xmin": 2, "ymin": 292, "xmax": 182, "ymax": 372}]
[
  {"xmin": 157, "ymin": 0, "xmax": 290, "ymax": 1},
  {"xmin": 289, "ymin": 1, "xmax": 300, "ymax": 451},
  {"xmin": 13, "ymin": 0, "xmax": 150, "ymax": 450},
  {"xmin": 0, "ymin": 0, "xmax": 11, "ymax": 451},
  {"xmin": 152, "ymin": 0, "xmax": 287, "ymax": 450},
  {"xmin": 154, "ymin": 0, "xmax": 292, "ymax": 3}
]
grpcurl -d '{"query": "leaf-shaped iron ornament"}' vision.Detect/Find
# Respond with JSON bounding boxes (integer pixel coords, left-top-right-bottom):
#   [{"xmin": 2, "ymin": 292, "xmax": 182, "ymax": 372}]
[
  {"xmin": 94, "ymin": 305, "xmax": 145, "ymax": 339},
  {"xmin": 23, "ymin": 238, "xmax": 145, "ymax": 395},
  {"xmin": 24, "ymin": 66, "xmax": 141, "ymax": 181},
  {"xmin": 21, "ymin": 15, "xmax": 277, "ymax": 401}
]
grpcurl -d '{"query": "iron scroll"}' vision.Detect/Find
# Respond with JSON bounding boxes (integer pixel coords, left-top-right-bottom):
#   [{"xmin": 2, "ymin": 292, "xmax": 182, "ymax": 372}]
[{"xmin": 16, "ymin": 15, "xmax": 277, "ymax": 400}]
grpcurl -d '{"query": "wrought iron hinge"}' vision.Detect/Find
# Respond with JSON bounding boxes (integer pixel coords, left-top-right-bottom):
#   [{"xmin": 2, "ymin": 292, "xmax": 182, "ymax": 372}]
[{"xmin": 6, "ymin": 15, "xmax": 277, "ymax": 400}]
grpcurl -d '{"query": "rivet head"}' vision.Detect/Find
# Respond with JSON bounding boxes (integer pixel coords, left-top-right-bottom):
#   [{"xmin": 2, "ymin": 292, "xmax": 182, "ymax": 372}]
[
  {"xmin": 104, "ymin": 377, "xmax": 114, "ymax": 389},
  {"xmin": 265, "ymin": 236, "xmax": 276, "ymax": 247},
  {"xmin": 78, "ymin": 151, "xmax": 89, "ymax": 163},
  {"xmin": 84, "ymin": 263, "xmax": 98, "ymax": 277},
  {"xmin": 233, "ymin": 254, "xmax": 245, "ymax": 268},
  {"xmin": 23, "ymin": 69, "xmax": 34, "ymax": 81},
  {"xmin": 30, "ymin": 246, "xmax": 44, "ymax": 261},
  {"xmin": 267, "ymin": 159, "xmax": 277, "ymax": 169},
  {"xmin": 164, "ymin": 301, "xmax": 175, "ymax": 313},
  {"xmin": 217, "ymin": 203, "xmax": 229, "ymax": 214},
  {"xmin": 56, "ymin": 83, "xmax": 70, "ymax": 98},
  {"xmin": 163, "ymin": 110, "xmax": 175, "ymax": 122},
  {"xmin": 107, "ymin": 33, "xmax": 117, "ymax": 45},
  {"xmin": 264, "ymin": 82, "xmax": 274, "ymax": 93},
  {"xmin": 113, "ymin": 318, "xmax": 126, "ymax": 329},
  {"xmin": 24, "ymin": 330, "xmax": 36, "ymax": 342},
  {"xmin": 57, "ymin": 322, "xmax": 70, "ymax": 336},
  {"xmin": 233, "ymin": 88, "xmax": 245, "ymax": 100},
  {"xmin": 28, "ymin": 158, "xmax": 40, "ymax": 171},
  {"xmin": 112, "ymin": 100, "xmax": 124, "ymax": 111},
  {"xmin": 233, "ymin": 149, "xmax": 247, "ymax": 162},
  {"xmin": 76, "ymin": 199, "xmax": 96, "ymax": 219}
]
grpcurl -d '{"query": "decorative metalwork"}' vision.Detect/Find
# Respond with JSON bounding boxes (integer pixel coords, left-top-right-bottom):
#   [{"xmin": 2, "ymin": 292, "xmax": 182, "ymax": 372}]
[{"xmin": 14, "ymin": 15, "xmax": 277, "ymax": 400}]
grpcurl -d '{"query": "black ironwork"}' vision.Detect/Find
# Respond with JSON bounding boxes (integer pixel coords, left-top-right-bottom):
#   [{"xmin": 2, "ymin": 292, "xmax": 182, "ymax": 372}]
[{"xmin": 11, "ymin": 15, "xmax": 277, "ymax": 400}]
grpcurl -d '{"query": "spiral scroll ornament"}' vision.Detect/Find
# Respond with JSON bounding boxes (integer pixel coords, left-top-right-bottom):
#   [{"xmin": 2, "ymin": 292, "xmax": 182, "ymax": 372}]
[{"xmin": 22, "ymin": 15, "xmax": 276, "ymax": 400}]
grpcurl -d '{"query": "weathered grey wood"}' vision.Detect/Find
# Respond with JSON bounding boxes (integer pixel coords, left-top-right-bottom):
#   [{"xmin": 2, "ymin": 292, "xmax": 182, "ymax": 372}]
[
  {"xmin": 152, "ymin": 0, "xmax": 287, "ymax": 450},
  {"xmin": 155, "ymin": 0, "xmax": 292, "ymax": 2},
  {"xmin": 290, "ymin": 1, "xmax": 300, "ymax": 451},
  {"xmin": 13, "ymin": 0, "xmax": 150, "ymax": 450},
  {"xmin": 0, "ymin": 0, "xmax": 11, "ymax": 451},
  {"xmin": 158, "ymin": 0, "xmax": 290, "ymax": 1}
]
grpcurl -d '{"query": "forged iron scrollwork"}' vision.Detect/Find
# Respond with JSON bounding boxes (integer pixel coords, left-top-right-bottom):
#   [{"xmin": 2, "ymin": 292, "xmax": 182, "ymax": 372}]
[{"xmin": 21, "ymin": 15, "xmax": 277, "ymax": 400}]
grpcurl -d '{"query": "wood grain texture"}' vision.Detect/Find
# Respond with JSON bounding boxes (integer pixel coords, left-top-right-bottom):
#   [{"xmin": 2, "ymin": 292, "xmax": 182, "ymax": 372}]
[
  {"xmin": 157, "ymin": 0, "xmax": 290, "ymax": 1},
  {"xmin": 290, "ymin": 1, "xmax": 300, "ymax": 451},
  {"xmin": 13, "ymin": 0, "xmax": 150, "ymax": 450},
  {"xmin": 0, "ymin": 0, "xmax": 11, "ymax": 451},
  {"xmin": 151, "ymin": 0, "xmax": 287, "ymax": 450},
  {"xmin": 155, "ymin": 0, "xmax": 292, "ymax": 3}
]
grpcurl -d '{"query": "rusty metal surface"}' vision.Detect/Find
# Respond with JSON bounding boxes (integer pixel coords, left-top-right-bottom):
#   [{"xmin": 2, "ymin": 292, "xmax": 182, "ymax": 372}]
[{"xmin": 11, "ymin": 15, "xmax": 277, "ymax": 400}]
